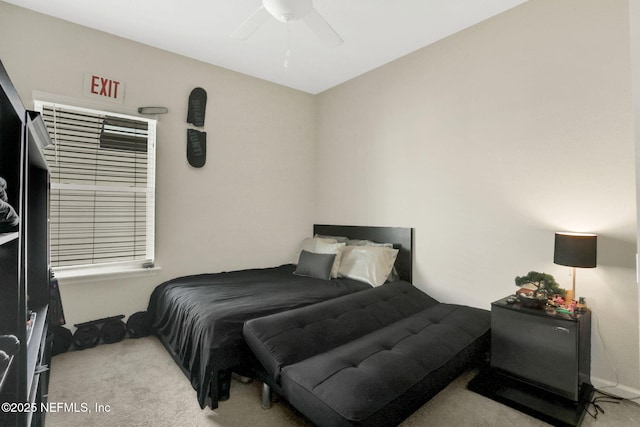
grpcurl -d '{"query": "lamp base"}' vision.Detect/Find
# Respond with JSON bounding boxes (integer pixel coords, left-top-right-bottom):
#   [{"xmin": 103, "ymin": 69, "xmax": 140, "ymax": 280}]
[{"xmin": 564, "ymin": 289, "xmax": 574, "ymax": 303}]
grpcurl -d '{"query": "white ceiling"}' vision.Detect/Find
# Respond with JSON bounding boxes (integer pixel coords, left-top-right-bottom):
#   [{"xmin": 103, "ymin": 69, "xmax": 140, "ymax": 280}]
[{"xmin": 4, "ymin": 0, "xmax": 529, "ymax": 94}]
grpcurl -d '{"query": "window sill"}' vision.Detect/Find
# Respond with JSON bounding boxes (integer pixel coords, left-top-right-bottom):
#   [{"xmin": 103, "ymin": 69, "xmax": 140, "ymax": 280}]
[{"xmin": 54, "ymin": 265, "xmax": 161, "ymax": 285}]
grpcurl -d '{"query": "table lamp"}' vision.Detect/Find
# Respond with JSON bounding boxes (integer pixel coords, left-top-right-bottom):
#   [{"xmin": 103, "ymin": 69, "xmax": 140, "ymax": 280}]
[{"xmin": 553, "ymin": 232, "xmax": 597, "ymax": 303}]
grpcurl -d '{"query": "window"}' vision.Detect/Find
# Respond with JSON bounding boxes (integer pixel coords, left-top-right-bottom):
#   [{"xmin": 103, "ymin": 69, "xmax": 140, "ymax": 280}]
[{"xmin": 35, "ymin": 101, "xmax": 156, "ymax": 272}]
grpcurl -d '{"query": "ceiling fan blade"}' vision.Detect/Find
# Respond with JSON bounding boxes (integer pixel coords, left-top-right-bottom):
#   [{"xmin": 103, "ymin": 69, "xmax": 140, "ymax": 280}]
[
  {"xmin": 230, "ymin": 6, "xmax": 270, "ymax": 40},
  {"xmin": 302, "ymin": 8, "xmax": 343, "ymax": 48}
]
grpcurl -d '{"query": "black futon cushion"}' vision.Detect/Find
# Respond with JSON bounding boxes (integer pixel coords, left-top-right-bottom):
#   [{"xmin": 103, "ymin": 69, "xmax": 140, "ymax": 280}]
[
  {"xmin": 243, "ymin": 281, "xmax": 439, "ymax": 381},
  {"xmin": 281, "ymin": 303, "xmax": 490, "ymax": 425},
  {"xmin": 243, "ymin": 281, "xmax": 490, "ymax": 426}
]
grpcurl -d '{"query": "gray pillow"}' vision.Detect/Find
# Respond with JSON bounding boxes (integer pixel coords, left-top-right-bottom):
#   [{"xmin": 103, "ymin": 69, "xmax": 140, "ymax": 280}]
[{"xmin": 294, "ymin": 250, "xmax": 336, "ymax": 280}]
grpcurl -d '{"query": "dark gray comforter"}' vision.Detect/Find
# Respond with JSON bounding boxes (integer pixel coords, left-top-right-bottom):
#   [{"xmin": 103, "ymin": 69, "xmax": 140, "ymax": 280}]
[{"xmin": 148, "ymin": 264, "xmax": 371, "ymax": 408}]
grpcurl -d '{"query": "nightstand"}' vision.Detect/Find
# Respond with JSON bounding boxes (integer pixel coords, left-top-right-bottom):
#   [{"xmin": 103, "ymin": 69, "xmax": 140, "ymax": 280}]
[{"xmin": 468, "ymin": 296, "xmax": 594, "ymax": 427}]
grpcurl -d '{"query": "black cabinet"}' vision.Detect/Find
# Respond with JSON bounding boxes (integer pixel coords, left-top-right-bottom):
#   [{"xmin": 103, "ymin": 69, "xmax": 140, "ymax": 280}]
[
  {"xmin": 0, "ymin": 59, "xmax": 52, "ymax": 427},
  {"xmin": 491, "ymin": 297, "xmax": 591, "ymax": 401},
  {"xmin": 468, "ymin": 297, "xmax": 593, "ymax": 427}
]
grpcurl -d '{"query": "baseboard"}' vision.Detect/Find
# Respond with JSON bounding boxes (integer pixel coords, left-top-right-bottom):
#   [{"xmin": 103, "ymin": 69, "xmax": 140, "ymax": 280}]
[{"xmin": 590, "ymin": 376, "xmax": 640, "ymax": 402}]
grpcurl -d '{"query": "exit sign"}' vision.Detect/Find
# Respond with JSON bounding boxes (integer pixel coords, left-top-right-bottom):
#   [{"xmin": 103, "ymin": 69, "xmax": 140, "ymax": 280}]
[{"xmin": 83, "ymin": 72, "xmax": 125, "ymax": 103}]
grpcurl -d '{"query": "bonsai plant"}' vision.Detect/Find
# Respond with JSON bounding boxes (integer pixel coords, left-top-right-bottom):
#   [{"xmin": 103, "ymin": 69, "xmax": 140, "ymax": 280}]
[{"xmin": 514, "ymin": 271, "xmax": 566, "ymax": 308}]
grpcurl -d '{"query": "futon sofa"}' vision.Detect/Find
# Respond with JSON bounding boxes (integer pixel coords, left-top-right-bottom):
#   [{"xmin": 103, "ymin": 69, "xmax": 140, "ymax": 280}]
[{"xmin": 243, "ymin": 280, "xmax": 491, "ymax": 426}]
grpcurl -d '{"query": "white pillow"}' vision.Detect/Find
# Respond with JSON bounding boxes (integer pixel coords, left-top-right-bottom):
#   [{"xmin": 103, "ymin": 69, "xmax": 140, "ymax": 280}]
[
  {"xmin": 313, "ymin": 241, "xmax": 346, "ymax": 278},
  {"xmin": 292, "ymin": 237, "xmax": 337, "ymax": 264},
  {"xmin": 314, "ymin": 234, "xmax": 348, "ymax": 243},
  {"xmin": 346, "ymin": 239, "xmax": 393, "ymax": 248},
  {"xmin": 338, "ymin": 246, "xmax": 399, "ymax": 287}
]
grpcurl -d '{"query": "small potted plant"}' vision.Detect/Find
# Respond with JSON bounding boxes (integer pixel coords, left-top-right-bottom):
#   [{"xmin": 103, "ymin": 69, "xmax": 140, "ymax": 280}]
[{"xmin": 514, "ymin": 271, "xmax": 565, "ymax": 309}]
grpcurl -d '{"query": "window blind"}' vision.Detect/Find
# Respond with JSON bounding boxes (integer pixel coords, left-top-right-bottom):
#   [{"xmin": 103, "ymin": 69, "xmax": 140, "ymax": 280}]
[{"xmin": 35, "ymin": 101, "xmax": 156, "ymax": 269}]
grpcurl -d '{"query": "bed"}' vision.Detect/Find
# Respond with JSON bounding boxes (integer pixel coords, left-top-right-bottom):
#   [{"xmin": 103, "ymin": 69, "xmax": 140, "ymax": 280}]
[{"xmin": 147, "ymin": 224, "xmax": 413, "ymax": 409}]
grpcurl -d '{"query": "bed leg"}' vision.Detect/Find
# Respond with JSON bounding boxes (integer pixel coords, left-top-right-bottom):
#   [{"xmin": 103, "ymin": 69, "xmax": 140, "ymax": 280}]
[{"xmin": 261, "ymin": 383, "xmax": 272, "ymax": 409}]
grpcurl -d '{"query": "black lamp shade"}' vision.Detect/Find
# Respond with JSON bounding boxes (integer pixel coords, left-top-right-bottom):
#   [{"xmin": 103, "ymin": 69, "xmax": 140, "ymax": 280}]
[{"xmin": 554, "ymin": 232, "xmax": 597, "ymax": 268}]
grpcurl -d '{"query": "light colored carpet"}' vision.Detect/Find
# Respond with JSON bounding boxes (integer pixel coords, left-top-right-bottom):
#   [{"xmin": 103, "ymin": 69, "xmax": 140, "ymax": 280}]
[{"xmin": 45, "ymin": 336, "xmax": 640, "ymax": 426}]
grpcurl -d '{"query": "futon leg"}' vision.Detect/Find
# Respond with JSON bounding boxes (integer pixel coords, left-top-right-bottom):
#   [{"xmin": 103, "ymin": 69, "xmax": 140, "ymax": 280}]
[{"xmin": 261, "ymin": 383, "xmax": 272, "ymax": 409}]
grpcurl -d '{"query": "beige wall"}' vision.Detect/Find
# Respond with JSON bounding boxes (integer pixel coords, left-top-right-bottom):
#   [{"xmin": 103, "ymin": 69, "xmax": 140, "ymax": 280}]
[
  {"xmin": 316, "ymin": 0, "xmax": 639, "ymax": 395},
  {"xmin": 0, "ymin": 3, "xmax": 316, "ymax": 328},
  {"xmin": 1, "ymin": 0, "xmax": 639, "ymax": 398},
  {"xmin": 633, "ymin": 0, "xmax": 640, "ymax": 395}
]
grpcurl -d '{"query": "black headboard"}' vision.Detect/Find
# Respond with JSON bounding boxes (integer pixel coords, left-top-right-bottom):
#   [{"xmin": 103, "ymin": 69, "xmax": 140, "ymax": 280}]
[{"xmin": 313, "ymin": 224, "xmax": 414, "ymax": 283}]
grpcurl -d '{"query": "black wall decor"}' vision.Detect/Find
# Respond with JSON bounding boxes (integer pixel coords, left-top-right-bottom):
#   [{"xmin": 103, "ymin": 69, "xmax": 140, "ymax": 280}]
[
  {"xmin": 186, "ymin": 87, "xmax": 207, "ymax": 168},
  {"xmin": 187, "ymin": 128, "xmax": 206, "ymax": 168},
  {"xmin": 187, "ymin": 87, "xmax": 207, "ymax": 127}
]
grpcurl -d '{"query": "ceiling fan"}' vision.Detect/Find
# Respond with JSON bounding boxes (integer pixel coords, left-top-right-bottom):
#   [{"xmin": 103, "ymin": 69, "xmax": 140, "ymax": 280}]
[{"xmin": 231, "ymin": 0, "xmax": 343, "ymax": 48}]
